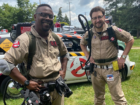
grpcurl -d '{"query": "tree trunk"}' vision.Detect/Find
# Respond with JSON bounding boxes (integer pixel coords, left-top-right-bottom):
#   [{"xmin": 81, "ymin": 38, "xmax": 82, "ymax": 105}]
[{"xmin": 137, "ymin": 29, "xmax": 140, "ymax": 38}]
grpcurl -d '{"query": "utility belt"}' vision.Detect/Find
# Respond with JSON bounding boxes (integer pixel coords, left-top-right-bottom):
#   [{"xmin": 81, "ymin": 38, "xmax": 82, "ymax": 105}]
[
  {"xmin": 36, "ymin": 76, "xmax": 73, "ymax": 98},
  {"xmin": 94, "ymin": 64, "xmax": 113, "ymax": 69},
  {"xmin": 90, "ymin": 56, "xmax": 118, "ymax": 73},
  {"xmin": 94, "ymin": 56, "xmax": 117, "ymax": 63}
]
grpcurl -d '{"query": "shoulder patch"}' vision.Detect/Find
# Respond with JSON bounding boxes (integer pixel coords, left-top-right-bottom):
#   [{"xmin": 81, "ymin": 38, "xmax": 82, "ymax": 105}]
[
  {"xmin": 12, "ymin": 40, "xmax": 20, "ymax": 48},
  {"xmin": 117, "ymin": 28, "xmax": 122, "ymax": 32}
]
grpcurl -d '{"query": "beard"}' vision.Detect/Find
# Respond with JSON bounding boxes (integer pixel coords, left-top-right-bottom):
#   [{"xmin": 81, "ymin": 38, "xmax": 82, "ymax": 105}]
[{"xmin": 94, "ymin": 21, "xmax": 105, "ymax": 29}]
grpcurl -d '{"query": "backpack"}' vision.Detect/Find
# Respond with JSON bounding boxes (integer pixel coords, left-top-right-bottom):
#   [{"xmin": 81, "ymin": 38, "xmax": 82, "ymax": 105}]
[
  {"xmin": 19, "ymin": 31, "xmax": 61, "ymax": 79},
  {"xmin": 87, "ymin": 26, "xmax": 118, "ymax": 50}
]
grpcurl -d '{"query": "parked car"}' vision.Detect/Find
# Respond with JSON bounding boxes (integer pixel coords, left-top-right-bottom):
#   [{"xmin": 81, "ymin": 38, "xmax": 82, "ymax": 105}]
[
  {"xmin": 0, "ymin": 23, "xmax": 135, "ymax": 99},
  {"xmin": 55, "ymin": 33, "xmax": 135, "ymax": 84}
]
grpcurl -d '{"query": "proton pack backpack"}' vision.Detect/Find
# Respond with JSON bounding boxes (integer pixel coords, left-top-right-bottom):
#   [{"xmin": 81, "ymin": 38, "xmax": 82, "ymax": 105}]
[{"xmin": 87, "ymin": 26, "xmax": 118, "ymax": 50}]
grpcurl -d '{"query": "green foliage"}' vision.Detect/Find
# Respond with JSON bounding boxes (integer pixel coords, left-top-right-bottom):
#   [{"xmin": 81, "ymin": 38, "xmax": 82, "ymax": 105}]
[
  {"xmin": 0, "ymin": 4, "xmax": 18, "ymax": 31},
  {"xmin": 104, "ymin": 0, "xmax": 140, "ymax": 38},
  {"xmin": 63, "ymin": 14, "xmax": 70, "ymax": 25},
  {"xmin": 53, "ymin": 15, "xmax": 57, "ymax": 24},
  {"xmin": 59, "ymin": 22, "xmax": 69, "ymax": 26},
  {"xmin": 56, "ymin": 8, "xmax": 70, "ymax": 25},
  {"xmin": 16, "ymin": 0, "xmax": 37, "ymax": 23},
  {"xmin": 57, "ymin": 7, "xmax": 64, "ymax": 22},
  {"xmin": 0, "ymin": 0, "xmax": 37, "ymax": 31}
]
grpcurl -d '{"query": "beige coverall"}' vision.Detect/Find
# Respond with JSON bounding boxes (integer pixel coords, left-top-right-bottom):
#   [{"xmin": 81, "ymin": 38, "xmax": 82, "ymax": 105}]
[
  {"xmin": 4, "ymin": 25, "xmax": 68, "ymax": 105},
  {"xmin": 80, "ymin": 23, "xmax": 133, "ymax": 105}
]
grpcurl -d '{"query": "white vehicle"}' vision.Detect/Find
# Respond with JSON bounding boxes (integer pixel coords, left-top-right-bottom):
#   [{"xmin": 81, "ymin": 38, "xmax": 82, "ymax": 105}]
[
  {"xmin": 62, "ymin": 25, "xmax": 75, "ymax": 33},
  {"xmin": 56, "ymin": 33, "xmax": 135, "ymax": 84},
  {"xmin": 0, "ymin": 24, "xmax": 135, "ymax": 99}
]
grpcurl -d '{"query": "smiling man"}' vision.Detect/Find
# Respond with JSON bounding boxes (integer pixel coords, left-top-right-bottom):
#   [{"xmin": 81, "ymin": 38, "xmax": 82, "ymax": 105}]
[
  {"xmin": 80, "ymin": 6, "xmax": 134, "ymax": 105},
  {"xmin": 2, "ymin": 4, "xmax": 69, "ymax": 105}
]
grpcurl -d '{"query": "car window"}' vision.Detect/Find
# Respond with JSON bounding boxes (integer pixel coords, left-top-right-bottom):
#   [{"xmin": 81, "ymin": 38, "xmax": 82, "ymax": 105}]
[{"xmin": 62, "ymin": 38, "xmax": 82, "ymax": 51}]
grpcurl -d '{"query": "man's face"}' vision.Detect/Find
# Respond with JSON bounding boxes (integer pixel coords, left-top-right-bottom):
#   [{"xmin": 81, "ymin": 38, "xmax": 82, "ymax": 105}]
[
  {"xmin": 91, "ymin": 11, "xmax": 105, "ymax": 29},
  {"xmin": 34, "ymin": 6, "xmax": 53, "ymax": 32}
]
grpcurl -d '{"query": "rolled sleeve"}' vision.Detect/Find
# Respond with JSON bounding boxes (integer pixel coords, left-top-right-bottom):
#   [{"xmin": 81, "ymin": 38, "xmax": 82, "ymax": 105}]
[
  {"xmin": 112, "ymin": 26, "xmax": 133, "ymax": 43},
  {"xmin": 0, "ymin": 59, "xmax": 15, "ymax": 75},
  {"xmin": 80, "ymin": 31, "xmax": 88, "ymax": 46},
  {"xmin": 4, "ymin": 33, "xmax": 29, "ymax": 65}
]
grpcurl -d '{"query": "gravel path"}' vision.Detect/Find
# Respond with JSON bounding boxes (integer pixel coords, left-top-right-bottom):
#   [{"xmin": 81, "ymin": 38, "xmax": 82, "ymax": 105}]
[{"xmin": 132, "ymin": 47, "xmax": 140, "ymax": 49}]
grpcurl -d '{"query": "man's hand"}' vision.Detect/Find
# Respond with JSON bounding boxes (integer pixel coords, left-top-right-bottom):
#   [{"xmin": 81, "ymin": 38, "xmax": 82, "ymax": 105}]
[
  {"xmin": 89, "ymin": 57, "xmax": 95, "ymax": 64},
  {"xmin": 118, "ymin": 57, "xmax": 125, "ymax": 70},
  {"xmin": 26, "ymin": 80, "xmax": 41, "ymax": 92},
  {"xmin": 59, "ymin": 70, "xmax": 65, "ymax": 79}
]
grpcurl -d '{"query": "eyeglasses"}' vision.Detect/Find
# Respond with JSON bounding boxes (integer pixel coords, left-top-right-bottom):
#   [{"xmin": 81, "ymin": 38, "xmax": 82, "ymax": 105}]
[
  {"xmin": 36, "ymin": 12, "xmax": 54, "ymax": 19},
  {"xmin": 92, "ymin": 15, "xmax": 104, "ymax": 20}
]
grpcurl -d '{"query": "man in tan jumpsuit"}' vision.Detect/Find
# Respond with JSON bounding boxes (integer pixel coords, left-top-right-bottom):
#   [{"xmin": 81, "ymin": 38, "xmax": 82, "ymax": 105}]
[
  {"xmin": 2, "ymin": 4, "xmax": 69, "ymax": 105},
  {"xmin": 80, "ymin": 6, "xmax": 134, "ymax": 105}
]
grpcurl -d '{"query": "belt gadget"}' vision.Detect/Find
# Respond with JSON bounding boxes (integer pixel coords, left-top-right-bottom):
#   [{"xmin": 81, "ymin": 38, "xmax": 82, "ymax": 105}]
[
  {"xmin": 94, "ymin": 56, "xmax": 117, "ymax": 63},
  {"xmin": 94, "ymin": 64, "xmax": 113, "ymax": 69}
]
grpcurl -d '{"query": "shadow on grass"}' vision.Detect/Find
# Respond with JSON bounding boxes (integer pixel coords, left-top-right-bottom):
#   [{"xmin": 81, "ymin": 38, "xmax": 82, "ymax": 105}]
[{"xmin": 67, "ymin": 81, "xmax": 92, "ymax": 90}]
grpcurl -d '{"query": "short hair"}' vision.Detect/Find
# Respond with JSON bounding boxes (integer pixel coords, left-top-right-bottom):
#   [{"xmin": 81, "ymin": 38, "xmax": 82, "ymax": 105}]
[
  {"xmin": 90, "ymin": 6, "xmax": 105, "ymax": 18},
  {"xmin": 35, "ymin": 4, "xmax": 52, "ymax": 13}
]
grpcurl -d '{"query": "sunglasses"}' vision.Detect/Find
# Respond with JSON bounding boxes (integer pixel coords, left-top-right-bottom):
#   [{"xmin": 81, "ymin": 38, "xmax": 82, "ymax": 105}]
[
  {"xmin": 92, "ymin": 15, "xmax": 104, "ymax": 20},
  {"xmin": 36, "ymin": 12, "xmax": 54, "ymax": 19}
]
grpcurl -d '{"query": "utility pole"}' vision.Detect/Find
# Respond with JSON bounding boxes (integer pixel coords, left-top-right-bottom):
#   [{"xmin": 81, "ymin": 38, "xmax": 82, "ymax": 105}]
[
  {"xmin": 68, "ymin": 2, "xmax": 71, "ymax": 26},
  {"xmin": 39, "ymin": 0, "xmax": 41, "ymax": 4},
  {"xmin": 85, "ymin": 12, "xmax": 87, "ymax": 18}
]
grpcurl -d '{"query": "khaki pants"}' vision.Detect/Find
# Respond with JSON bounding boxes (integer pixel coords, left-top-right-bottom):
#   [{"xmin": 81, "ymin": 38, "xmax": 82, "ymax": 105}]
[{"xmin": 91, "ymin": 67, "xmax": 127, "ymax": 105}]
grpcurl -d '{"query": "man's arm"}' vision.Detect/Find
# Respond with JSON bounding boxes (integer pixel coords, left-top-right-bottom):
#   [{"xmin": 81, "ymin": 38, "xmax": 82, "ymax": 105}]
[
  {"xmin": 80, "ymin": 44, "xmax": 94, "ymax": 63},
  {"xmin": 60, "ymin": 56, "xmax": 68, "ymax": 79},
  {"xmin": 10, "ymin": 67, "xmax": 41, "ymax": 91},
  {"xmin": 118, "ymin": 39, "xmax": 134, "ymax": 69}
]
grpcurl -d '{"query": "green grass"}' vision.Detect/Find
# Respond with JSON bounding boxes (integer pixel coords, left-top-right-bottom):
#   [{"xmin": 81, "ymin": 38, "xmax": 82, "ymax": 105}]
[
  {"xmin": 133, "ymin": 37, "xmax": 140, "ymax": 47},
  {"xmin": 0, "ymin": 49, "xmax": 140, "ymax": 105}
]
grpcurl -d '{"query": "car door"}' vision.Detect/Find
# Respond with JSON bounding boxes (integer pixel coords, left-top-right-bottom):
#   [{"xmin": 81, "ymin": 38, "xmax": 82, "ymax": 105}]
[{"xmin": 62, "ymin": 37, "xmax": 88, "ymax": 83}]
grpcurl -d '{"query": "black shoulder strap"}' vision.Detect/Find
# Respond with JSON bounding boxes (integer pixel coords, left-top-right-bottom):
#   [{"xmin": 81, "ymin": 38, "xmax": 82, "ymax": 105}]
[
  {"xmin": 26, "ymin": 31, "xmax": 36, "ymax": 70},
  {"xmin": 107, "ymin": 26, "xmax": 118, "ymax": 49},
  {"xmin": 86, "ymin": 29, "xmax": 94, "ymax": 50}
]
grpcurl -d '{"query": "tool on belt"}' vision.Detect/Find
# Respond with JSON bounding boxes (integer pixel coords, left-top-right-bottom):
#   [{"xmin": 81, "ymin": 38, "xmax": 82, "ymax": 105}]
[{"xmin": 55, "ymin": 76, "xmax": 73, "ymax": 98}]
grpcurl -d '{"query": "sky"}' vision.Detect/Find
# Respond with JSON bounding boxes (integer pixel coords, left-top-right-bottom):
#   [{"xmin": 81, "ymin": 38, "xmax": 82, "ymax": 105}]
[{"xmin": 0, "ymin": 0, "xmax": 105, "ymax": 27}]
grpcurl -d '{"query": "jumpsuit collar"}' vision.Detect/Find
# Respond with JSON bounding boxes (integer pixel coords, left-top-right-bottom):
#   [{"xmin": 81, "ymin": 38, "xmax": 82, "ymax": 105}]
[
  {"xmin": 31, "ymin": 25, "xmax": 52, "ymax": 43},
  {"xmin": 92, "ymin": 23, "xmax": 109, "ymax": 35}
]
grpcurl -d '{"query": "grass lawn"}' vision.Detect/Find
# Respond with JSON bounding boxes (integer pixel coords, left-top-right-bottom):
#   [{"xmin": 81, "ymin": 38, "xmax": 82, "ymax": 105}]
[
  {"xmin": 133, "ymin": 37, "xmax": 140, "ymax": 47},
  {"xmin": 0, "ymin": 48, "xmax": 139, "ymax": 104},
  {"xmin": 64, "ymin": 49, "xmax": 140, "ymax": 105}
]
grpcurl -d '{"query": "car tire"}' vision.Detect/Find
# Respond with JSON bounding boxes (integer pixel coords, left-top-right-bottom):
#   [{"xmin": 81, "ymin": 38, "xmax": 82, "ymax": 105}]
[{"xmin": 0, "ymin": 76, "xmax": 21, "ymax": 99}]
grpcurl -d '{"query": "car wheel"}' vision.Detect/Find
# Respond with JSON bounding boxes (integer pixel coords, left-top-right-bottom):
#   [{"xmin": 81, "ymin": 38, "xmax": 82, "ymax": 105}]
[
  {"xmin": 0, "ymin": 76, "xmax": 21, "ymax": 99},
  {"xmin": 120, "ymin": 67, "xmax": 127, "ymax": 81}
]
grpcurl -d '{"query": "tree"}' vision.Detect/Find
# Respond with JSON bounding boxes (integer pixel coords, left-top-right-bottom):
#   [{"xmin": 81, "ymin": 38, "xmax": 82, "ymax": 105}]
[
  {"xmin": 57, "ymin": 7, "xmax": 64, "ymax": 22},
  {"xmin": 0, "ymin": 4, "xmax": 18, "ymax": 31},
  {"xmin": 63, "ymin": 14, "xmax": 70, "ymax": 25},
  {"xmin": 17, "ymin": 0, "xmax": 37, "ymax": 22},
  {"xmin": 104, "ymin": 0, "xmax": 140, "ymax": 38},
  {"xmin": 53, "ymin": 15, "xmax": 57, "ymax": 24},
  {"xmin": 0, "ymin": 0, "xmax": 37, "ymax": 31}
]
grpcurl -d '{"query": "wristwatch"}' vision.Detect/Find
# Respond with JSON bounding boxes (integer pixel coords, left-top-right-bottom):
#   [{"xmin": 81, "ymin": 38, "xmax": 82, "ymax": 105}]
[
  {"xmin": 121, "ymin": 55, "xmax": 127, "ymax": 59},
  {"xmin": 24, "ymin": 80, "xmax": 30, "ymax": 87}
]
